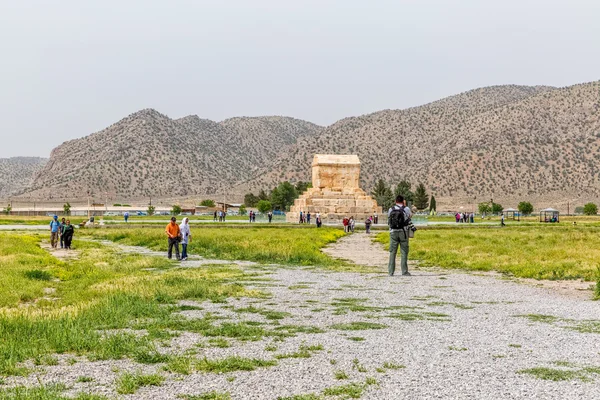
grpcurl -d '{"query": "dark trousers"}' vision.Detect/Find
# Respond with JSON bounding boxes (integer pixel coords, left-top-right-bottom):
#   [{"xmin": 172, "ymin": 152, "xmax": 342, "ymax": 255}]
[
  {"xmin": 181, "ymin": 244, "xmax": 188, "ymax": 259},
  {"xmin": 168, "ymin": 238, "xmax": 180, "ymax": 259},
  {"xmin": 60, "ymin": 235, "xmax": 65, "ymax": 248}
]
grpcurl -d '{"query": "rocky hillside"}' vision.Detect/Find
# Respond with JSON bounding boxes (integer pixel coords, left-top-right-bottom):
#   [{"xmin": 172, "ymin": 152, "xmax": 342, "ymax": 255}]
[
  {"xmin": 0, "ymin": 157, "xmax": 47, "ymax": 199},
  {"xmin": 16, "ymin": 81, "xmax": 600, "ymax": 209},
  {"xmin": 244, "ymin": 82, "xmax": 600, "ymax": 206},
  {"xmin": 23, "ymin": 110, "xmax": 321, "ymax": 199}
]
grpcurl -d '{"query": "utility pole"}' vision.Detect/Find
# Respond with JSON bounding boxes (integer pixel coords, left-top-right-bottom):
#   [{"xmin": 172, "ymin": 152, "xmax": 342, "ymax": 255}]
[{"xmin": 87, "ymin": 191, "xmax": 91, "ymax": 219}]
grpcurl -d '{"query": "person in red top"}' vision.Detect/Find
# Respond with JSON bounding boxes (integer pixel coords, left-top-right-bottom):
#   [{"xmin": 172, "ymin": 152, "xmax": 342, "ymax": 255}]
[
  {"xmin": 342, "ymin": 217, "xmax": 349, "ymax": 233},
  {"xmin": 165, "ymin": 217, "xmax": 181, "ymax": 260}
]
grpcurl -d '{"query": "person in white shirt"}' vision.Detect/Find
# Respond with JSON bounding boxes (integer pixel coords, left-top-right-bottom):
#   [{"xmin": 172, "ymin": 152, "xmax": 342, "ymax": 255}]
[{"xmin": 179, "ymin": 217, "xmax": 191, "ymax": 261}]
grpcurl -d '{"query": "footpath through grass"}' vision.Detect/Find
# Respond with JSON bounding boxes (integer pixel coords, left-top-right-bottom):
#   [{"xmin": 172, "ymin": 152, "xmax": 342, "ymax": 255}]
[
  {"xmin": 376, "ymin": 225, "xmax": 600, "ymax": 281},
  {"xmin": 80, "ymin": 226, "xmax": 347, "ymax": 267}
]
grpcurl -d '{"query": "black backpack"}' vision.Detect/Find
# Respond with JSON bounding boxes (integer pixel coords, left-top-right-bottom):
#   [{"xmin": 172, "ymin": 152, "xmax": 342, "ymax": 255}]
[{"xmin": 389, "ymin": 206, "xmax": 408, "ymax": 230}]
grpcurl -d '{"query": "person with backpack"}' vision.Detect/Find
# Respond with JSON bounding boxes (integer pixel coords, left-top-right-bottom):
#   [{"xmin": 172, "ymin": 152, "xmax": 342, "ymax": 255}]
[{"xmin": 387, "ymin": 195, "xmax": 413, "ymax": 276}]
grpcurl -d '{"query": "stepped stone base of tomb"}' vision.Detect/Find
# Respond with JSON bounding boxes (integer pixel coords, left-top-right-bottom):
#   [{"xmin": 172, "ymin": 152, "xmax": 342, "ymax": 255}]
[{"xmin": 286, "ymin": 154, "xmax": 382, "ymax": 223}]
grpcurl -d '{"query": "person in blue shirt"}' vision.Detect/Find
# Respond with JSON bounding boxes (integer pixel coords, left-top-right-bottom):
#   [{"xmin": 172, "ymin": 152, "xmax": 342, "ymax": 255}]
[
  {"xmin": 124, "ymin": 212, "xmax": 129, "ymax": 223},
  {"xmin": 49, "ymin": 215, "xmax": 61, "ymax": 248}
]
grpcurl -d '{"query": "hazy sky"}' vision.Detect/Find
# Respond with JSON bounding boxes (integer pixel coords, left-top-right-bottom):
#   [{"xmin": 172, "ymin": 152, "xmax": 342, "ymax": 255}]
[{"xmin": 1, "ymin": 0, "xmax": 599, "ymax": 158}]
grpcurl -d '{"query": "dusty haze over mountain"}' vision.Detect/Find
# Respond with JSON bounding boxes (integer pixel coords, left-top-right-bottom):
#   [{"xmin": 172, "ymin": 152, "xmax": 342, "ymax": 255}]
[{"xmin": 1, "ymin": 1, "xmax": 600, "ymax": 158}]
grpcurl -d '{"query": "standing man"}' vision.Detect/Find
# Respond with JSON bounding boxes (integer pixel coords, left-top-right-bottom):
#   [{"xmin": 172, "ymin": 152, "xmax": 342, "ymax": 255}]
[
  {"xmin": 165, "ymin": 216, "xmax": 181, "ymax": 260},
  {"xmin": 49, "ymin": 215, "xmax": 60, "ymax": 249},
  {"xmin": 501, "ymin": 213, "xmax": 506, "ymax": 227},
  {"xmin": 387, "ymin": 195, "xmax": 412, "ymax": 276},
  {"xmin": 124, "ymin": 211, "xmax": 129, "ymax": 223},
  {"xmin": 268, "ymin": 211, "xmax": 273, "ymax": 223},
  {"xmin": 307, "ymin": 212, "xmax": 311, "ymax": 224}
]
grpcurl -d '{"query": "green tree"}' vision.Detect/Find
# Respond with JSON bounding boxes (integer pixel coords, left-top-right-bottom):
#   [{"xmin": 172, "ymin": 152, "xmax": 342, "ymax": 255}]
[
  {"xmin": 429, "ymin": 195, "xmax": 437, "ymax": 213},
  {"xmin": 147, "ymin": 205, "xmax": 155, "ymax": 216},
  {"xmin": 491, "ymin": 203, "xmax": 503, "ymax": 214},
  {"xmin": 63, "ymin": 202, "xmax": 71, "ymax": 216},
  {"xmin": 2, "ymin": 204, "xmax": 11, "ymax": 215},
  {"xmin": 371, "ymin": 179, "xmax": 393, "ymax": 210},
  {"xmin": 200, "ymin": 199, "xmax": 215, "ymax": 207},
  {"xmin": 271, "ymin": 181, "xmax": 298, "ymax": 211},
  {"xmin": 394, "ymin": 180, "xmax": 414, "ymax": 203},
  {"xmin": 295, "ymin": 181, "xmax": 312, "ymax": 195},
  {"xmin": 244, "ymin": 193, "xmax": 259, "ymax": 207},
  {"xmin": 583, "ymin": 202, "xmax": 598, "ymax": 215},
  {"xmin": 258, "ymin": 189, "xmax": 270, "ymax": 201},
  {"xmin": 413, "ymin": 183, "xmax": 429, "ymax": 210},
  {"xmin": 478, "ymin": 202, "xmax": 491, "ymax": 215},
  {"xmin": 518, "ymin": 201, "xmax": 534, "ymax": 215},
  {"xmin": 171, "ymin": 205, "xmax": 182, "ymax": 215},
  {"xmin": 257, "ymin": 200, "xmax": 272, "ymax": 214},
  {"xmin": 239, "ymin": 204, "xmax": 247, "ymax": 216}
]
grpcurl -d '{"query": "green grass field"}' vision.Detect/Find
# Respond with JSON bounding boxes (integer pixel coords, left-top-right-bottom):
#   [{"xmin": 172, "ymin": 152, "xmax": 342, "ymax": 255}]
[
  {"xmin": 79, "ymin": 226, "xmax": 347, "ymax": 267},
  {"xmin": 376, "ymin": 225, "xmax": 600, "ymax": 281}
]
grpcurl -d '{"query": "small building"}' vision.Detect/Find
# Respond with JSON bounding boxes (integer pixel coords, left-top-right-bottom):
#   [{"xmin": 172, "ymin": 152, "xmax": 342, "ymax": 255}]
[
  {"xmin": 540, "ymin": 208, "xmax": 560, "ymax": 223},
  {"xmin": 503, "ymin": 208, "xmax": 520, "ymax": 221}
]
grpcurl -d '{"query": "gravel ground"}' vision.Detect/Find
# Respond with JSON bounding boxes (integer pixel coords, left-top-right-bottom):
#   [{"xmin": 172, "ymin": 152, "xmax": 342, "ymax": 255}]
[{"xmin": 5, "ymin": 234, "xmax": 600, "ymax": 399}]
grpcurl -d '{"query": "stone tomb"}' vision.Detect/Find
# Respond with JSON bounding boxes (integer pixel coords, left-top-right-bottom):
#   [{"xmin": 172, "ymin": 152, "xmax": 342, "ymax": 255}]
[{"xmin": 286, "ymin": 154, "xmax": 382, "ymax": 222}]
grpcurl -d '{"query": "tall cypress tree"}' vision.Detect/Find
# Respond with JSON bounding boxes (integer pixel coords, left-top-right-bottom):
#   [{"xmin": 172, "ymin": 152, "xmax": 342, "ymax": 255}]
[
  {"xmin": 413, "ymin": 183, "xmax": 429, "ymax": 210},
  {"xmin": 429, "ymin": 195, "xmax": 436, "ymax": 213},
  {"xmin": 371, "ymin": 179, "xmax": 393, "ymax": 210},
  {"xmin": 394, "ymin": 180, "xmax": 413, "ymax": 203}
]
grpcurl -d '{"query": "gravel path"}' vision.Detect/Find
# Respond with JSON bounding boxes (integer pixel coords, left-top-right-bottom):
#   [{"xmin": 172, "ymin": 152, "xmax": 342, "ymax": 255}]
[{"xmin": 6, "ymin": 234, "xmax": 600, "ymax": 399}]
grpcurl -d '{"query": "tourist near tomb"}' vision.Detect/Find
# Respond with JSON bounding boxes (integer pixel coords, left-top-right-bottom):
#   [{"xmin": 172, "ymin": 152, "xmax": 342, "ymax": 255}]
[{"xmin": 286, "ymin": 154, "xmax": 382, "ymax": 222}]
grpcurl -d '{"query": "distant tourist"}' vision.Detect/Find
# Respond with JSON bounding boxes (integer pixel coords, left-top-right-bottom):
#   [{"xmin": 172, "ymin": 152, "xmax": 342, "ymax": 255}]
[
  {"xmin": 470, "ymin": 213, "xmax": 474, "ymax": 223},
  {"xmin": 316, "ymin": 213, "xmax": 322, "ymax": 228},
  {"xmin": 179, "ymin": 217, "xmax": 191, "ymax": 261},
  {"xmin": 268, "ymin": 211, "xmax": 273, "ymax": 223},
  {"xmin": 388, "ymin": 195, "xmax": 412, "ymax": 276},
  {"xmin": 223, "ymin": 211, "xmax": 227, "ymax": 222},
  {"xmin": 307, "ymin": 212, "xmax": 311, "ymax": 224},
  {"xmin": 252, "ymin": 211, "xmax": 256, "ymax": 222},
  {"xmin": 342, "ymin": 217, "xmax": 349, "ymax": 233},
  {"xmin": 214, "ymin": 211, "xmax": 218, "ymax": 222},
  {"xmin": 124, "ymin": 211, "xmax": 129, "ymax": 223},
  {"xmin": 299, "ymin": 211, "xmax": 304, "ymax": 224},
  {"xmin": 49, "ymin": 215, "xmax": 60, "ymax": 249},
  {"xmin": 501, "ymin": 213, "xmax": 506, "ymax": 227},
  {"xmin": 349, "ymin": 216, "xmax": 355, "ymax": 233},
  {"xmin": 165, "ymin": 217, "xmax": 181, "ymax": 260},
  {"xmin": 59, "ymin": 217, "xmax": 66, "ymax": 248},
  {"xmin": 374, "ymin": 213, "xmax": 379, "ymax": 224},
  {"xmin": 62, "ymin": 220, "xmax": 74, "ymax": 249},
  {"xmin": 365, "ymin": 216, "xmax": 372, "ymax": 234},
  {"xmin": 249, "ymin": 211, "xmax": 253, "ymax": 223}
]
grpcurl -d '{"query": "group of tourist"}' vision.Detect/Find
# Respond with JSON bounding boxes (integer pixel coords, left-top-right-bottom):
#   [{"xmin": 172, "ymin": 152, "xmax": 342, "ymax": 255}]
[
  {"xmin": 342, "ymin": 216, "xmax": 355, "ymax": 233},
  {"xmin": 49, "ymin": 215, "xmax": 75, "ymax": 250},
  {"xmin": 214, "ymin": 210, "xmax": 227, "ymax": 222},
  {"xmin": 455, "ymin": 212, "xmax": 474, "ymax": 223},
  {"xmin": 165, "ymin": 217, "xmax": 191, "ymax": 261},
  {"xmin": 298, "ymin": 211, "xmax": 311, "ymax": 224}
]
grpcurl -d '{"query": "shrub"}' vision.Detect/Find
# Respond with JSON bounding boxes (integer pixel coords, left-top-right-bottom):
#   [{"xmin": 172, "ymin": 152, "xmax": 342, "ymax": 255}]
[
  {"xmin": 257, "ymin": 200, "xmax": 272, "ymax": 214},
  {"xmin": 171, "ymin": 205, "xmax": 182, "ymax": 215},
  {"xmin": 147, "ymin": 205, "xmax": 155, "ymax": 216},
  {"xmin": 200, "ymin": 199, "xmax": 215, "ymax": 207}
]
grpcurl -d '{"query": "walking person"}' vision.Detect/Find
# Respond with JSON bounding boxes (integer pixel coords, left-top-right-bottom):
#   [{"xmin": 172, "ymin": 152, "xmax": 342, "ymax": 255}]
[
  {"xmin": 316, "ymin": 213, "xmax": 322, "ymax": 228},
  {"xmin": 124, "ymin": 211, "xmax": 129, "ymax": 223},
  {"xmin": 307, "ymin": 212, "xmax": 311, "ymax": 224},
  {"xmin": 374, "ymin": 213, "xmax": 378, "ymax": 225},
  {"xmin": 59, "ymin": 218, "xmax": 66, "ymax": 248},
  {"xmin": 249, "ymin": 211, "xmax": 253, "ymax": 223},
  {"xmin": 299, "ymin": 211, "xmax": 304, "ymax": 224},
  {"xmin": 365, "ymin": 216, "xmax": 372, "ymax": 234},
  {"xmin": 214, "ymin": 211, "xmax": 218, "ymax": 222},
  {"xmin": 179, "ymin": 217, "xmax": 191, "ymax": 261},
  {"xmin": 342, "ymin": 217, "xmax": 349, "ymax": 233},
  {"xmin": 501, "ymin": 213, "xmax": 506, "ymax": 227},
  {"xmin": 49, "ymin": 215, "xmax": 60, "ymax": 249},
  {"xmin": 165, "ymin": 217, "xmax": 181, "ymax": 260},
  {"xmin": 349, "ymin": 216, "xmax": 355, "ymax": 233},
  {"xmin": 62, "ymin": 220, "xmax": 75, "ymax": 250},
  {"xmin": 388, "ymin": 195, "xmax": 412, "ymax": 276},
  {"xmin": 268, "ymin": 211, "xmax": 273, "ymax": 223}
]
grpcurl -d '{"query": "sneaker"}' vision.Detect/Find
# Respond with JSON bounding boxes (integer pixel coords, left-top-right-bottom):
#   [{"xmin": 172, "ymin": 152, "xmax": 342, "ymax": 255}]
[
  {"xmin": 402, "ymin": 272, "xmax": 412, "ymax": 276},
  {"xmin": 181, "ymin": 257, "xmax": 187, "ymax": 261}
]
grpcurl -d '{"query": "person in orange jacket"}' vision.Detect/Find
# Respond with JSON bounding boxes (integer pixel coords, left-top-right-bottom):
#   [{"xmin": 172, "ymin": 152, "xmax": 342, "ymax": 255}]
[{"xmin": 165, "ymin": 216, "xmax": 181, "ymax": 260}]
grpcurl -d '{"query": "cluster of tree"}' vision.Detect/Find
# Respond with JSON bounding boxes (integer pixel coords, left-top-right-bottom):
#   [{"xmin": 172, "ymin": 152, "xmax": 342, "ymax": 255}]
[
  {"xmin": 199, "ymin": 199, "xmax": 215, "ymax": 207},
  {"xmin": 2, "ymin": 204, "xmax": 11, "ymax": 215},
  {"xmin": 371, "ymin": 179, "xmax": 433, "ymax": 211},
  {"xmin": 517, "ymin": 201, "xmax": 533, "ymax": 215},
  {"xmin": 244, "ymin": 181, "xmax": 311, "ymax": 212},
  {"xmin": 478, "ymin": 202, "xmax": 503, "ymax": 215},
  {"xmin": 171, "ymin": 204, "xmax": 182, "ymax": 215}
]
